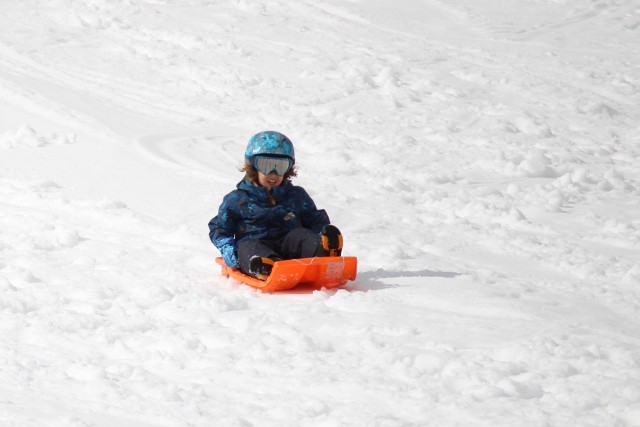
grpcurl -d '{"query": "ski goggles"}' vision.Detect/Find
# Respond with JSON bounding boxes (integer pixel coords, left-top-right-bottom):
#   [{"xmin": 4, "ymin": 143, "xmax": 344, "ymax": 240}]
[{"xmin": 253, "ymin": 156, "xmax": 292, "ymax": 176}]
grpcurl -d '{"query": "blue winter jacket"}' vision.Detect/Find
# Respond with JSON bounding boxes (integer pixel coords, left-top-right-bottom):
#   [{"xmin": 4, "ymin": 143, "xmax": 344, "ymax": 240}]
[{"xmin": 208, "ymin": 179, "xmax": 330, "ymax": 254}]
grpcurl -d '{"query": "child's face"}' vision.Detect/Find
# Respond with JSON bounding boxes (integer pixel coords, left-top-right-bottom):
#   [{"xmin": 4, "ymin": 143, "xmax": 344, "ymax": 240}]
[{"xmin": 257, "ymin": 171, "xmax": 284, "ymax": 191}]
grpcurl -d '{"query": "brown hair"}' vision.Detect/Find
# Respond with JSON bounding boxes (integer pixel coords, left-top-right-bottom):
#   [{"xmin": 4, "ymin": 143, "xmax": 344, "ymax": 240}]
[{"xmin": 240, "ymin": 160, "xmax": 298, "ymax": 184}]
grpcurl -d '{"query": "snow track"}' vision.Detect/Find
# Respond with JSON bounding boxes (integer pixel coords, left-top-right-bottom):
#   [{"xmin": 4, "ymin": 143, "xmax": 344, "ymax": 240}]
[{"xmin": 1, "ymin": 0, "xmax": 640, "ymax": 425}]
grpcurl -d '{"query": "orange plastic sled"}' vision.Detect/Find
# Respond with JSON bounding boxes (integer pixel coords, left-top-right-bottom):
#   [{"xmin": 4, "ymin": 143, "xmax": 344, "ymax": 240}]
[{"xmin": 216, "ymin": 256, "xmax": 357, "ymax": 292}]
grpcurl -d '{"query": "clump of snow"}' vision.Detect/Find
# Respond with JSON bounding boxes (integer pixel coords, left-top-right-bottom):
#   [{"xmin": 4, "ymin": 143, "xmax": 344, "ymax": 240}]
[
  {"xmin": 0, "ymin": 125, "xmax": 76, "ymax": 149},
  {"xmin": 504, "ymin": 149, "xmax": 558, "ymax": 178}
]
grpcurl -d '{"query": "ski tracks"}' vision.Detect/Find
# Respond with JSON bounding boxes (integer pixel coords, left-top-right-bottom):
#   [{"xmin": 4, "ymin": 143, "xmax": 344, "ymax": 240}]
[{"xmin": 134, "ymin": 133, "xmax": 241, "ymax": 182}]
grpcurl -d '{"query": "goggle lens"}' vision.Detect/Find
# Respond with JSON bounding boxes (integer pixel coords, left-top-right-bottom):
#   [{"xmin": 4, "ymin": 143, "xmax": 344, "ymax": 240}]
[{"xmin": 254, "ymin": 156, "xmax": 291, "ymax": 176}]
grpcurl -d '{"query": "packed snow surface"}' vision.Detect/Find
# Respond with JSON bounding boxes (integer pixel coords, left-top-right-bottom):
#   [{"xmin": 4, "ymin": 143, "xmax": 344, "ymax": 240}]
[{"xmin": 1, "ymin": 0, "xmax": 640, "ymax": 425}]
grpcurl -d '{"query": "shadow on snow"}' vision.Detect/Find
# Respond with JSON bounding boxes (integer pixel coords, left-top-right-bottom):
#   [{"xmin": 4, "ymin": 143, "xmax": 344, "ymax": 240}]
[{"xmin": 273, "ymin": 268, "xmax": 462, "ymax": 294}]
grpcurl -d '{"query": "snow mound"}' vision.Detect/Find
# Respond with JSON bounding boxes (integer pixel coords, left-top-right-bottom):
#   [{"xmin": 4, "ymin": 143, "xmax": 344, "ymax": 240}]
[{"xmin": 0, "ymin": 125, "xmax": 76, "ymax": 149}]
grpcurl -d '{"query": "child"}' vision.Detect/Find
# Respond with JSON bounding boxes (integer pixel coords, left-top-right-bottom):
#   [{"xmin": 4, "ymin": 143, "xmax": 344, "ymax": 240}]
[{"xmin": 208, "ymin": 131, "xmax": 342, "ymax": 280}]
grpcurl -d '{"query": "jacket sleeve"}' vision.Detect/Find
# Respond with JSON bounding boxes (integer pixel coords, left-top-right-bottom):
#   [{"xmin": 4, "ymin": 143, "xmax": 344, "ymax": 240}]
[
  {"xmin": 208, "ymin": 192, "xmax": 239, "ymax": 250},
  {"xmin": 298, "ymin": 188, "xmax": 330, "ymax": 233}
]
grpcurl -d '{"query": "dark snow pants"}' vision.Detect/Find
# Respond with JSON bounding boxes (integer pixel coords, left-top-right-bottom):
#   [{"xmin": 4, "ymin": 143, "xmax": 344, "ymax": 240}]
[{"xmin": 237, "ymin": 227, "xmax": 324, "ymax": 275}]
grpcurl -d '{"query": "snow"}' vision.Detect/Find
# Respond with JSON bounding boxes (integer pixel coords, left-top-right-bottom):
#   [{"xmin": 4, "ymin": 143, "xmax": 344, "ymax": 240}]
[{"xmin": 1, "ymin": 0, "xmax": 640, "ymax": 425}]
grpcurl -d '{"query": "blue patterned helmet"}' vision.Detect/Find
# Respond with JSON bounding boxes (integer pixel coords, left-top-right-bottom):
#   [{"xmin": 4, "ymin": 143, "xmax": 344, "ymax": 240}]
[{"xmin": 245, "ymin": 131, "xmax": 295, "ymax": 165}]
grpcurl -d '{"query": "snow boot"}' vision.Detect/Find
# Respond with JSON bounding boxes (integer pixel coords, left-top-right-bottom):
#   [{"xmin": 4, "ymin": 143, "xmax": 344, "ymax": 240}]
[
  {"xmin": 249, "ymin": 255, "xmax": 278, "ymax": 280},
  {"xmin": 320, "ymin": 225, "xmax": 342, "ymax": 257}
]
